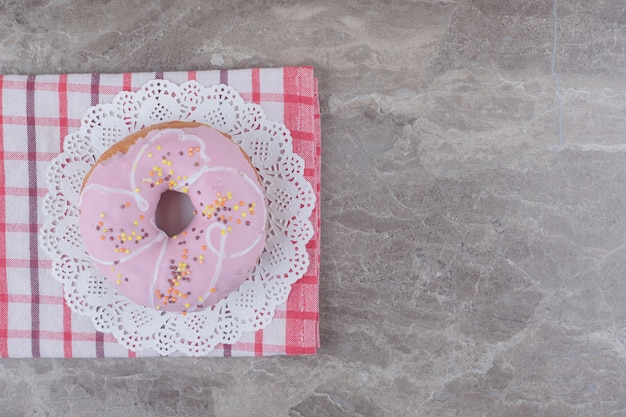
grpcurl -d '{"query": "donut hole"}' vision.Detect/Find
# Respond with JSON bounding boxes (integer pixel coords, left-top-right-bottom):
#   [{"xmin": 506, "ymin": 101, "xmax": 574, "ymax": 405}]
[{"xmin": 155, "ymin": 190, "xmax": 195, "ymax": 237}]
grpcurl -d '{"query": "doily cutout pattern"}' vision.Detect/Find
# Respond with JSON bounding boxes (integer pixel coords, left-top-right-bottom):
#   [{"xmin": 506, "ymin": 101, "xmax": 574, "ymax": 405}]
[{"xmin": 40, "ymin": 80, "xmax": 315, "ymax": 356}]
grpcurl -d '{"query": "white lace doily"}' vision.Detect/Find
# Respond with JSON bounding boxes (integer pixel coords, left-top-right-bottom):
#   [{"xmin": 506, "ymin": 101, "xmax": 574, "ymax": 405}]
[{"xmin": 40, "ymin": 80, "xmax": 315, "ymax": 356}]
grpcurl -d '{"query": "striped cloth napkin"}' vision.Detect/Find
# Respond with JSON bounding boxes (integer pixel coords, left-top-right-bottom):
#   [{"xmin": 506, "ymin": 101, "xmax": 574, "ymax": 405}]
[{"xmin": 0, "ymin": 67, "xmax": 320, "ymax": 357}]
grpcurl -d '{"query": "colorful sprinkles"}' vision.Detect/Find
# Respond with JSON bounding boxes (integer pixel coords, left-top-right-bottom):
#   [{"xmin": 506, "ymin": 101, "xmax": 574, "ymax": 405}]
[{"xmin": 91, "ymin": 137, "xmax": 260, "ymax": 313}]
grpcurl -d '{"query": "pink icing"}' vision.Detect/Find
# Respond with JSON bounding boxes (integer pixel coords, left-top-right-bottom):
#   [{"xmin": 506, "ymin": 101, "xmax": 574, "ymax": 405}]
[{"xmin": 78, "ymin": 125, "xmax": 267, "ymax": 313}]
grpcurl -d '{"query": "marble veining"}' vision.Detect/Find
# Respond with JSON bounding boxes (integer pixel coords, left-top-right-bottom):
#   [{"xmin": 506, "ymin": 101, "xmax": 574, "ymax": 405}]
[{"xmin": 2, "ymin": 0, "xmax": 626, "ymax": 415}]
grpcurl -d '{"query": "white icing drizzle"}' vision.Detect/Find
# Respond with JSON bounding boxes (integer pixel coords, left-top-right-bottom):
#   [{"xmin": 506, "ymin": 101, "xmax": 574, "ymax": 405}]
[
  {"xmin": 227, "ymin": 232, "xmax": 266, "ymax": 259},
  {"xmin": 191, "ymin": 166, "xmax": 267, "ymax": 259},
  {"xmin": 207, "ymin": 222, "xmax": 228, "ymax": 292},
  {"xmin": 80, "ymin": 183, "xmax": 149, "ymax": 212},
  {"xmin": 149, "ymin": 238, "xmax": 169, "ymax": 309},
  {"xmin": 82, "ymin": 231, "xmax": 167, "ymax": 267},
  {"xmin": 130, "ymin": 129, "xmax": 210, "ymax": 197}
]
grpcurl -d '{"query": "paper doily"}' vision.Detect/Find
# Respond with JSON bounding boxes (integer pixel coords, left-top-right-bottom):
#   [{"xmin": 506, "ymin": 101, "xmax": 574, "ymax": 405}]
[{"xmin": 40, "ymin": 79, "xmax": 315, "ymax": 356}]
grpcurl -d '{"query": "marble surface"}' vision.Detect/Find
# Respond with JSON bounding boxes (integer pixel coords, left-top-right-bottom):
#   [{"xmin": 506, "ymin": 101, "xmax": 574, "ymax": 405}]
[{"xmin": 2, "ymin": 0, "xmax": 626, "ymax": 415}]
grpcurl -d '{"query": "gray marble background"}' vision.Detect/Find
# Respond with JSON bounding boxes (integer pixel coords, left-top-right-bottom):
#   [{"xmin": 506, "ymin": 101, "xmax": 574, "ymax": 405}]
[{"xmin": 2, "ymin": 0, "xmax": 626, "ymax": 415}]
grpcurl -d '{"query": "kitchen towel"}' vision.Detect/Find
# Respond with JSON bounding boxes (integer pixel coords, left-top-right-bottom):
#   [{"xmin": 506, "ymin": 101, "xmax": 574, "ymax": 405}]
[{"xmin": 0, "ymin": 67, "xmax": 320, "ymax": 357}]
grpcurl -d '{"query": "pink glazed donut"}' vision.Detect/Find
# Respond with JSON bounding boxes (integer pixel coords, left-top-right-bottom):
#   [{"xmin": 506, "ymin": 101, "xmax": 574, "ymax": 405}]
[{"xmin": 78, "ymin": 121, "xmax": 267, "ymax": 314}]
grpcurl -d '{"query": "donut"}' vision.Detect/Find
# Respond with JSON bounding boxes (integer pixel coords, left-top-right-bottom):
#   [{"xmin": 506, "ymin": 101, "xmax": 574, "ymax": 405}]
[{"xmin": 78, "ymin": 121, "xmax": 267, "ymax": 314}]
